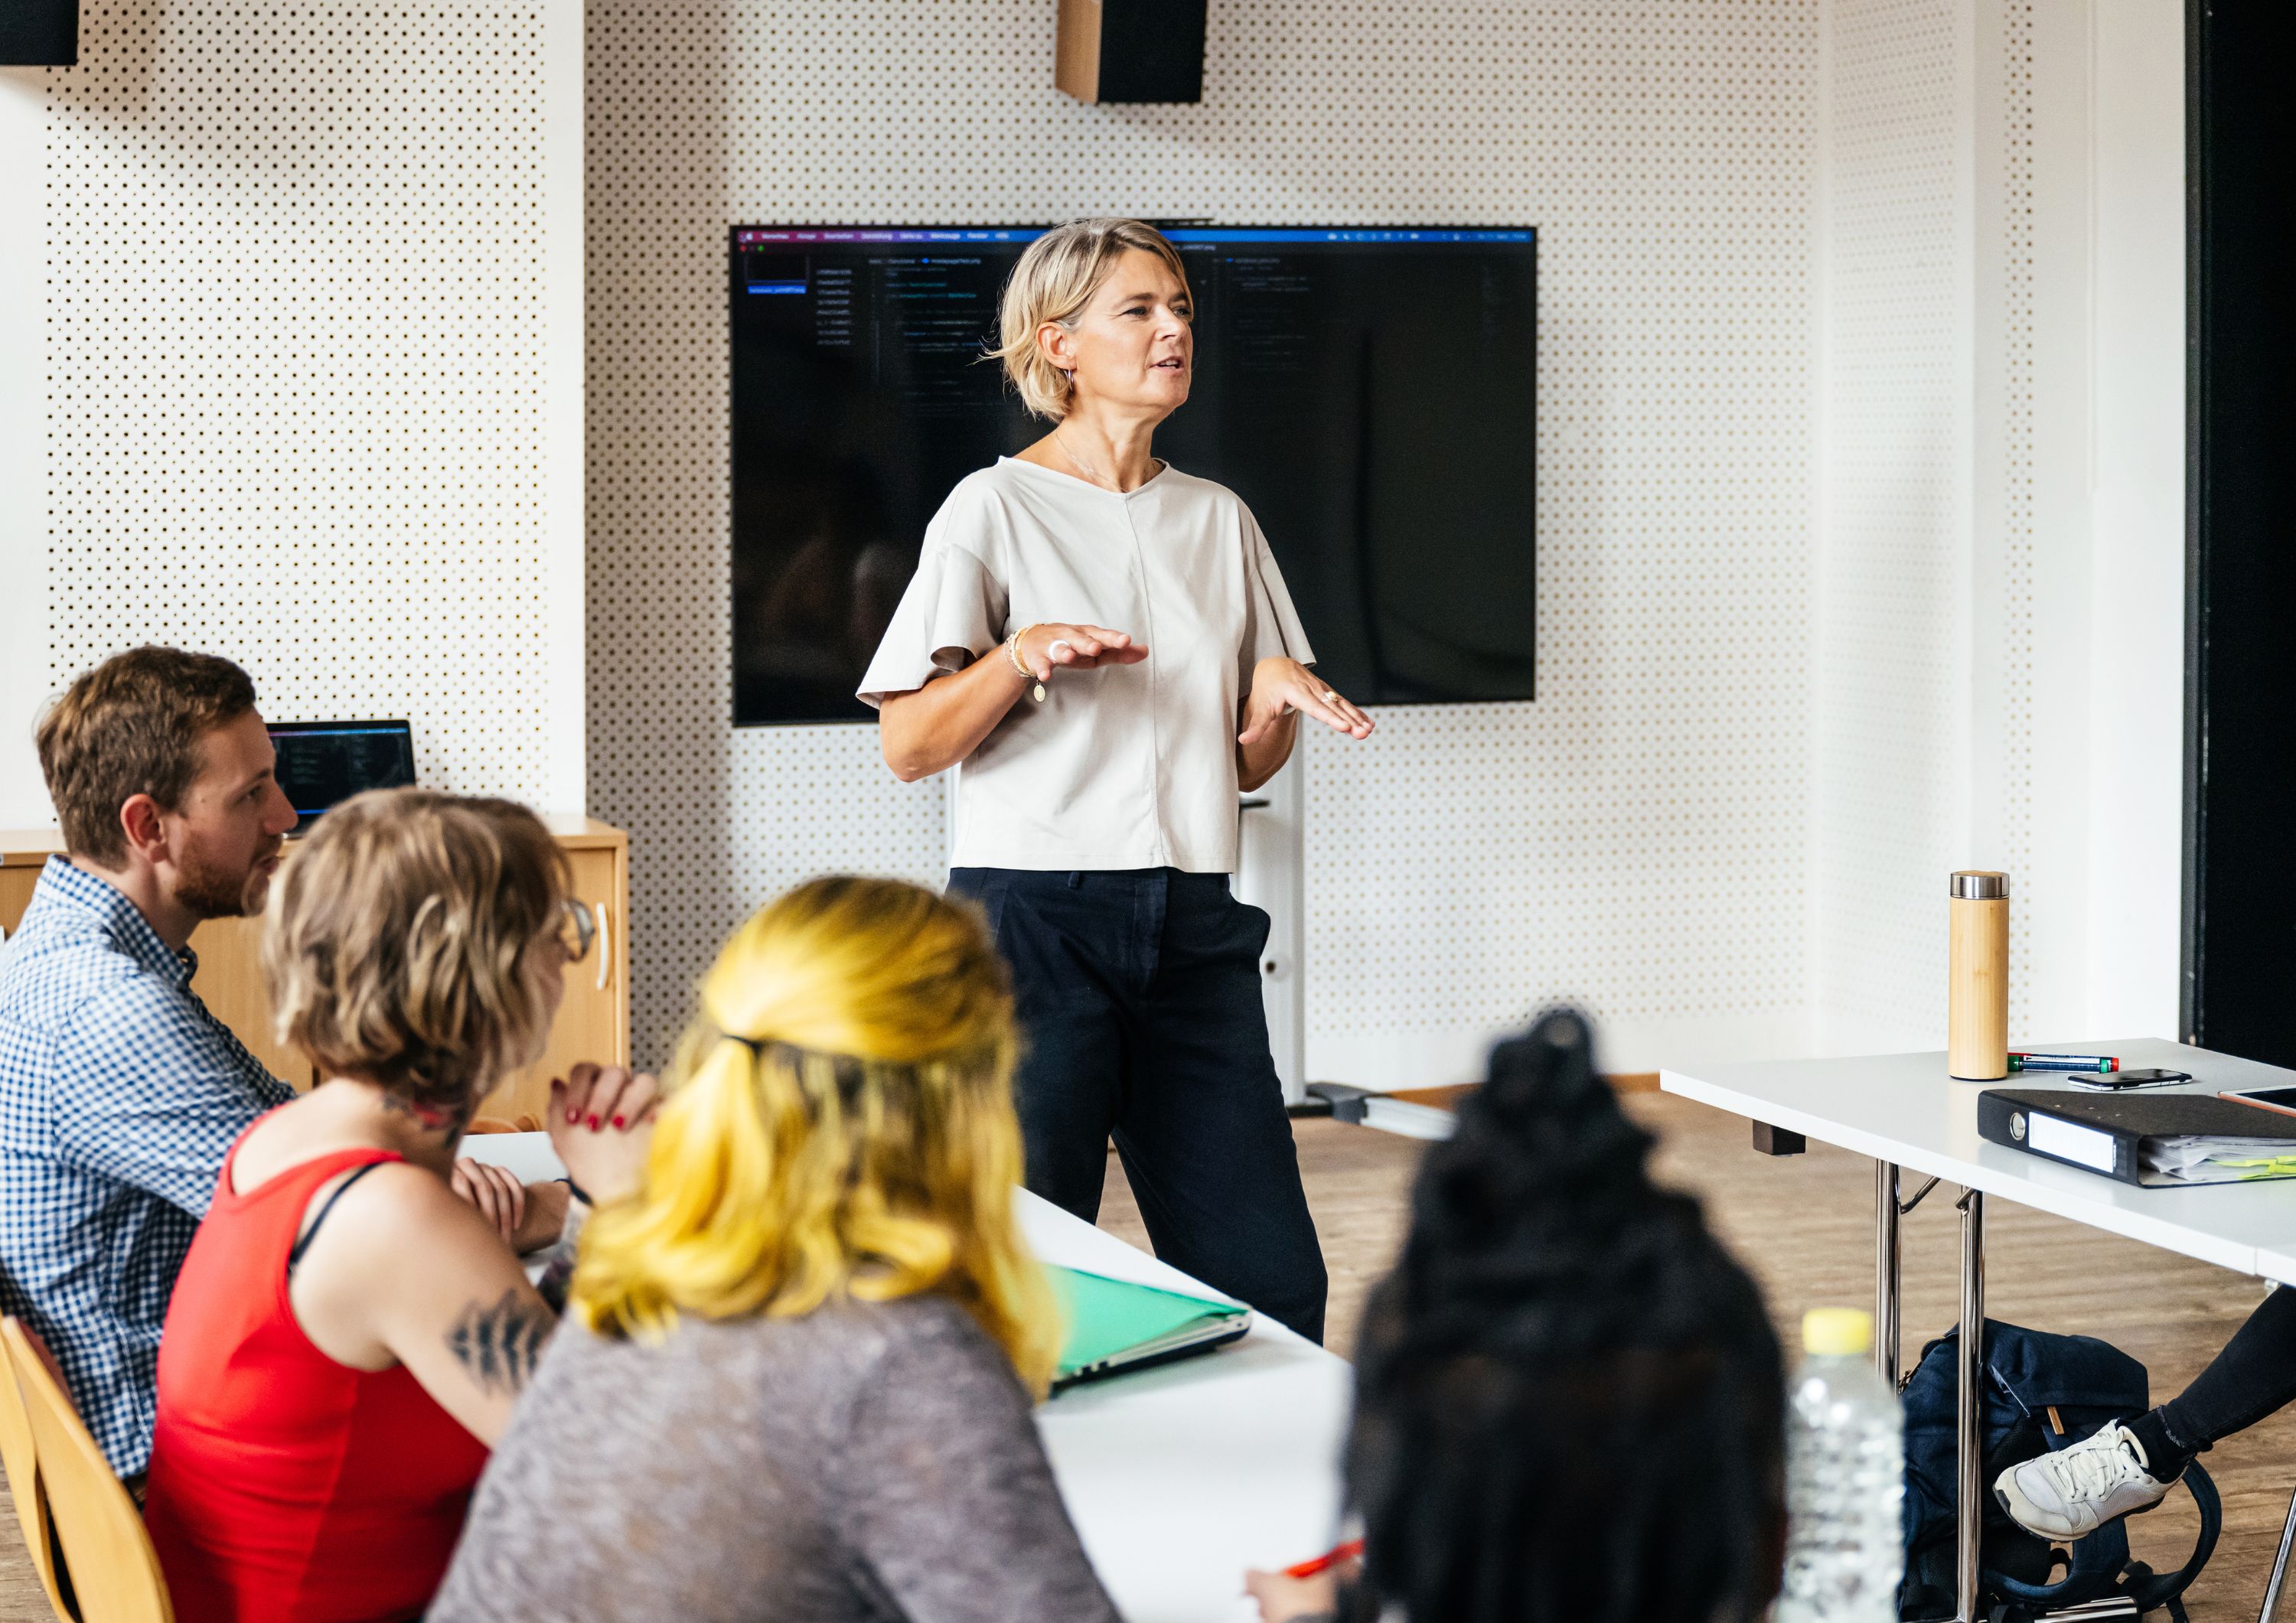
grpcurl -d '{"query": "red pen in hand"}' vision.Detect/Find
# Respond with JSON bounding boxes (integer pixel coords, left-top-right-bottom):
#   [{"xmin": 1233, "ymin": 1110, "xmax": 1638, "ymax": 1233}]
[{"xmin": 1283, "ymin": 1538, "xmax": 1365, "ymax": 1579}]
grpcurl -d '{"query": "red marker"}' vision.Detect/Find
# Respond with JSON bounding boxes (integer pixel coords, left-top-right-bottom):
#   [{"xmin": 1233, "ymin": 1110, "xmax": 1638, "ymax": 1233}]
[{"xmin": 1283, "ymin": 1538, "xmax": 1365, "ymax": 1579}]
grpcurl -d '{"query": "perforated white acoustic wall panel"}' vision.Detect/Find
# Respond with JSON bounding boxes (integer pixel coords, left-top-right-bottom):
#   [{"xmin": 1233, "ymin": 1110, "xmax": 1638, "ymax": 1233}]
[
  {"xmin": 1997, "ymin": 0, "xmax": 2037, "ymax": 1038},
  {"xmin": 1814, "ymin": 0, "xmax": 1968, "ymax": 1053},
  {"xmin": 31, "ymin": 0, "xmax": 585, "ymax": 814},
  {"xmin": 1814, "ymin": 0, "xmax": 2063, "ymax": 1057},
  {"xmin": 587, "ymin": 0, "xmax": 1820, "ymax": 1076}
]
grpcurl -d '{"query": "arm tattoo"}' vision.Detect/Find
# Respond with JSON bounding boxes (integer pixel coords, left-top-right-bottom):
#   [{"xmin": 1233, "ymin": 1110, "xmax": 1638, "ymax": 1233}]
[{"xmin": 445, "ymin": 1289, "xmax": 553, "ymax": 1395}]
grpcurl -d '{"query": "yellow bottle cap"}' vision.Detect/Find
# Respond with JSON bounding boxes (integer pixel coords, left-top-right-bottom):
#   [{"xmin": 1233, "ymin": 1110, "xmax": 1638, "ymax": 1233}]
[{"xmin": 1802, "ymin": 1308, "xmax": 1874, "ymax": 1357}]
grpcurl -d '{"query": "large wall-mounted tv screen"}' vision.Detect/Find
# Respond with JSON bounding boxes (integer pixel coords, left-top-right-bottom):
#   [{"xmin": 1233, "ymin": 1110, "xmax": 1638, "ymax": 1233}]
[{"xmin": 729, "ymin": 224, "xmax": 1538, "ymax": 725}]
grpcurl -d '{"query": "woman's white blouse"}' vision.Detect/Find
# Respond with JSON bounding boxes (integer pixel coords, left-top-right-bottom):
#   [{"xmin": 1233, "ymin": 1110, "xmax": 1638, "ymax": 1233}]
[{"xmin": 858, "ymin": 456, "xmax": 1313, "ymax": 874}]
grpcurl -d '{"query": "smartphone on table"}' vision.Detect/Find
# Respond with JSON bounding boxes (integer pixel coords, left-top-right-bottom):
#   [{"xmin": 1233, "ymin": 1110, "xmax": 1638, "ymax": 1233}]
[{"xmin": 2065, "ymin": 1068, "xmax": 2192, "ymax": 1092}]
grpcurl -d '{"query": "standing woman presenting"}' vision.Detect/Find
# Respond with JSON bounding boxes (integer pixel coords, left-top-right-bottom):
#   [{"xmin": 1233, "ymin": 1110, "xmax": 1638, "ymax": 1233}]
[{"xmin": 858, "ymin": 218, "xmax": 1372, "ymax": 1343}]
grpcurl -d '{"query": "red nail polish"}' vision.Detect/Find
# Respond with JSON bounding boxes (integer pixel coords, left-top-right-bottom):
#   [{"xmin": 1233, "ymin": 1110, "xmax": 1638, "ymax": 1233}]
[
  {"xmin": 612, "ymin": 1115, "xmax": 625, "ymax": 1129},
  {"xmin": 587, "ymin": 1115, "xmax": 600, "ymax": 1130}
]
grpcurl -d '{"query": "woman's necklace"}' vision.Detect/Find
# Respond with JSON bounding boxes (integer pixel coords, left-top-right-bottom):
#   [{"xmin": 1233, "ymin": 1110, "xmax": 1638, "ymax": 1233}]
[{"xmin": 1055, "ymin": 428, "xmax": 1117, "ymax": 491}]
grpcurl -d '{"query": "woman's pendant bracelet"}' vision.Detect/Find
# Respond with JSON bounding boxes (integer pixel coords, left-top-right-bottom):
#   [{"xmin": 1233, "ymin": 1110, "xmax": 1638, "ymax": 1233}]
[{"xmin": 1007, "ymin": 624, "xmax": 1046, "ymax": 702}]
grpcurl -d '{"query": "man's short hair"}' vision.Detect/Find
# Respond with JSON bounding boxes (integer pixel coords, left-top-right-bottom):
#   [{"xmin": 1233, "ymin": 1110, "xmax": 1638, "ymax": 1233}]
[{"xmin": 35, "ymin": 647, "xmax": 259, "ymax": 865}]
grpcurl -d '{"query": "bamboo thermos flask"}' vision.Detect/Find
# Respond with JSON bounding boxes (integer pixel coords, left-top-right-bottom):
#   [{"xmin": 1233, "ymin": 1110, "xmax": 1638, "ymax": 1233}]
[{"xmin": 1948, "ymin": 871, "xmax": 2010, "ymax": 1080}]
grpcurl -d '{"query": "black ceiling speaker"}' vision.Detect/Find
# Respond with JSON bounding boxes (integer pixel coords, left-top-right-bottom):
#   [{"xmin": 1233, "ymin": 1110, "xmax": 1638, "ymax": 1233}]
[
  {"xmin": 0, "ymin": 0, "xmax": 80, "ymax": 65},
  {"xmin": 1055, "ymin": 0, "xmax": 1206, "ymax": 104}
]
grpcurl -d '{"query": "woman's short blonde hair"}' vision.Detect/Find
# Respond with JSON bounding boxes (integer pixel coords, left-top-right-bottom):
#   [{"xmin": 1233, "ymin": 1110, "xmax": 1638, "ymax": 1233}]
[
  {"xmin": 263, "ymin": 787, "xmax": 569, "ymax": 1113},
  {"xmin": 570, "ymin": 875, "xmax": 1063, "ymax": 1393},
  {"xmin": 989, "ymin": 217, "xmax": 1193, "ymax": 421}
]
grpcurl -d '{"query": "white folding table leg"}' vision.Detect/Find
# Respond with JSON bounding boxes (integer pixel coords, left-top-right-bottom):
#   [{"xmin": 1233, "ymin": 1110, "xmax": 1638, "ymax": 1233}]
[
  {"xmin": 1955, "ymin": 1188, "xmax": 1985, "ymax": 1623},
  {"xmin": 1876, "ymin": 1160, "xmax": 1902, "ymax": 1387}
]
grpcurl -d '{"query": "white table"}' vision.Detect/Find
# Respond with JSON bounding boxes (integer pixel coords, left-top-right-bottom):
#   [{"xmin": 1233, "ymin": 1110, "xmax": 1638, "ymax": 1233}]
[
  {"xmin": 459, "ymin": 1133, "xmax": 1352, "ymax": 1623},
  {"xmin": 1662, "ymin": 1038, "xmax": 2296, "ymax": 1623}
]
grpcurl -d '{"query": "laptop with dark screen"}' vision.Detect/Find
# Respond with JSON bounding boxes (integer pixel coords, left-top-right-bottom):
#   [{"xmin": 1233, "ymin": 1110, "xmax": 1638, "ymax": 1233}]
[{"xmin": 267, "ymin": 720, "xmax": 417, "ymax": 833}]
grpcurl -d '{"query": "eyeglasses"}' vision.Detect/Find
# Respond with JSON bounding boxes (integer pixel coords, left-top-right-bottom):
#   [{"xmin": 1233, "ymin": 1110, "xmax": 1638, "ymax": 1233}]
[{"xmin": 555, "ymin": 898, "xmax": 596, "ymax": 963}]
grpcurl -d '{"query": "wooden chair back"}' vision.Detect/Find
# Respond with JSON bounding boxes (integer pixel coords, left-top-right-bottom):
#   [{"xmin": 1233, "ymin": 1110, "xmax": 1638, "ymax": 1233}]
[
  {"xmin": 1, "ymin": 1318, "xmax": 171, "ymax": 1622},
  {"xmin": 0, "ymin": 1316, "xmax": 73, "ymax": 1618},
  {"xmin": 468, "ymin": 1114, "xmax": 543, "ymax": 1134}
]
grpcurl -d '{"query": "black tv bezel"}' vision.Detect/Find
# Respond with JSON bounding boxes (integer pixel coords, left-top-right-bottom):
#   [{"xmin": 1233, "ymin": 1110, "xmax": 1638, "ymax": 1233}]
[{"xmin": 726, "ymin": 222, "xmax": 1541, "ymax": 727}]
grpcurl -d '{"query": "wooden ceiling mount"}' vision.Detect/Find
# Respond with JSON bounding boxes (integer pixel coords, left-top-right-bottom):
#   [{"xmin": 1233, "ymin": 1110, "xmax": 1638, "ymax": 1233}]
[{"xmin": 1055, "ymin": 0, "xmax": 1208, "ymax": 105}]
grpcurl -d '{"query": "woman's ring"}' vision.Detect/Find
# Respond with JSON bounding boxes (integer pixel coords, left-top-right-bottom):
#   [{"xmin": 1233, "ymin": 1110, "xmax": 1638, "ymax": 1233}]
[
  {"xmin": 1049, "ymin": 639, "xmax": 1073, "ymax": 657},
  {"xmin": 1321, "ymin": 689, "xmax": 1340, "ymax": 704}
]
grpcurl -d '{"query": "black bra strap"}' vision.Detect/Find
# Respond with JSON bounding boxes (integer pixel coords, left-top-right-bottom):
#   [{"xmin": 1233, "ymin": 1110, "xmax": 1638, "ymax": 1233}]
[{"xmin": 288, "ymin": 1162, "xmax": 385, "ymax": 1274}]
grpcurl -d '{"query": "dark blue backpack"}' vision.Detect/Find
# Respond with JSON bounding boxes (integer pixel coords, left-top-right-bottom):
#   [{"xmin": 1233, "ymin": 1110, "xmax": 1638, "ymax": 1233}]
[{"xmin": 1900, "ymin": 1320, "xmax": 2219, "ymax": 1623}]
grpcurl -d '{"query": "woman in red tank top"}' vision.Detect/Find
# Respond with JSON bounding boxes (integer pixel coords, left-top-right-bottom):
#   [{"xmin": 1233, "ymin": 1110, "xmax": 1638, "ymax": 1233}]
[{"xmin": 142, "ymin": 790, "xmax": 657, "ymax": 1623}]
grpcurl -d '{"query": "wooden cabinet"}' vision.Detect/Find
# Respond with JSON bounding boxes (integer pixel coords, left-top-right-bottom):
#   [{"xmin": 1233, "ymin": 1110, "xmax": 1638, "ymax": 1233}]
[
  {"xmin": 188, "ymin": 914, "xmax": 310, "ymax": 1084},
  {"xmin": 0, "ymin": 818, "xmax": 629, "ymax": 1125},
  {"xmin": 0, "ymin": 868, "xmax": 40, "ymax": 941},
  {"xmin": 483, "ymin": 836, "xmax": 631, "ymax": 1123}
]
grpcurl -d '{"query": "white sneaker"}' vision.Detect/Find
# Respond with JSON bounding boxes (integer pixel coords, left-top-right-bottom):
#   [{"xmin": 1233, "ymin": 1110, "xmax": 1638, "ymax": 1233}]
[{"xmin": 1994, "ymin": 1421, "xmax": 2174, "ymax": 1540}]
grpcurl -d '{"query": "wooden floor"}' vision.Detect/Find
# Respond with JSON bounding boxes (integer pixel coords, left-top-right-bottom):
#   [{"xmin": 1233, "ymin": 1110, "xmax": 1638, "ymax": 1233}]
[
  {"xmin": 1098, "ymin": 1096, "xmax": 2296, "ymax": 1623},
  {"xmin": 5, "ymin": 1093, "xmax": 2292, "ymax": 1620}
]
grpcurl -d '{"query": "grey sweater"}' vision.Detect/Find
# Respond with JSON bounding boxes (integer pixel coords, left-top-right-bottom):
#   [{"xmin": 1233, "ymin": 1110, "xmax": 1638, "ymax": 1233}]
[{"xmin": 428, "ymin": 1294, "xmax": 1122, "ymax": 1622}]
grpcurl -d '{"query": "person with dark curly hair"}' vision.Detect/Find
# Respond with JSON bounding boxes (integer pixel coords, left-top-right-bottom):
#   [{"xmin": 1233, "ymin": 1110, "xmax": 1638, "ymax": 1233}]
[{"xmin": 1247, "ymin": 1009, "xmax": 1789, "ymax": 1623}]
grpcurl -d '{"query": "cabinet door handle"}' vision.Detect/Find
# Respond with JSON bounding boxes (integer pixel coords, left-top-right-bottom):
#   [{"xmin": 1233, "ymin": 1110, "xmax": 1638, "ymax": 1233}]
[{"xmin": 594, "ymin": 902, "xmax": 611, "ymax": 993}]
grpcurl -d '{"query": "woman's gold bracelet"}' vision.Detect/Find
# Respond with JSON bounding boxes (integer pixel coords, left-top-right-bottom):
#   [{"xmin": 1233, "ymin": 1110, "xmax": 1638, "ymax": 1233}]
[{"xmin": 1006, "ymin": 624, "xmax": 1039, "ymax": 681}]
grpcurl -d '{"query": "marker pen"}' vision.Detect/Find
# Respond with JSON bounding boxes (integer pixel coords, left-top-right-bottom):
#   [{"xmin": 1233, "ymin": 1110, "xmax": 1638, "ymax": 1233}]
[{"xmin": 2007, "ymin": 1053, "xmax": 2120, "ymax": 1074}]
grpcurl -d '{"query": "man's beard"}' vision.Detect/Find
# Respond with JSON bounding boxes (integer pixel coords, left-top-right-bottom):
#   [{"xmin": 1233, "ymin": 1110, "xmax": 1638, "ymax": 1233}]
[{"xmin": 174, "ymin": 842, "xmax": 276, "ymax": 921}]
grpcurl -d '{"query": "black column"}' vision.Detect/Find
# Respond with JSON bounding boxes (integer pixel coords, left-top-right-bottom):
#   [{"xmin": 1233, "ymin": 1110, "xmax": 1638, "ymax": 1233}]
[{"xmin": 2183, "ymin": 1, "xmax": 2296, "ymax": 1059}]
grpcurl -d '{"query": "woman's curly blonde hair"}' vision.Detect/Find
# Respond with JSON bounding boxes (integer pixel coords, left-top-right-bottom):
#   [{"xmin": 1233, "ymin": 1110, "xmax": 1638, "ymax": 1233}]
[{"xmin": 264, "ymin": 787, "xmax": 567, "ymax": 1113}]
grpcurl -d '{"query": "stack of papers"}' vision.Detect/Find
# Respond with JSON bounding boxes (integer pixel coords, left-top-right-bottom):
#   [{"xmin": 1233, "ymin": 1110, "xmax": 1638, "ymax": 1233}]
[{"xmin": 2141, "ymin": 1139, "xmax": 2296, "ymax": 1184}]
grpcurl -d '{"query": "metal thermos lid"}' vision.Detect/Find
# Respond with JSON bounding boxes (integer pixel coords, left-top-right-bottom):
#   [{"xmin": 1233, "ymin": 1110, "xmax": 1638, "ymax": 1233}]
[{"xmin": 1950, "ymin": 871, "xmax": 2008, "ymax": 900}]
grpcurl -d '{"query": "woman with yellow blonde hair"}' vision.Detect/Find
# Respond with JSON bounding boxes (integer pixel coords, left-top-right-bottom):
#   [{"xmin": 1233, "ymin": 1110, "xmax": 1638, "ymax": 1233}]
[{"xmin": 431, "ymin": 876, "xmax": 1121, "ymax": 1623}]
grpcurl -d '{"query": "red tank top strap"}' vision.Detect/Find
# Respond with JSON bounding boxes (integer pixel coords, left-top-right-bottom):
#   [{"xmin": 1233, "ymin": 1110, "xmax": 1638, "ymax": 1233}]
[{"xmin": 212, "ymin": 1141, "xmax": 409, "ymax": 1270}]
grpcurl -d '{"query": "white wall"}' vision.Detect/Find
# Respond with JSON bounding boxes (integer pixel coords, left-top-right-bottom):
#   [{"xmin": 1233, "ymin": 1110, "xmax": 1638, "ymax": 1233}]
[
  {"xmin": 0, "ymin": 1, "xmax": 589, "ymax": 823},
  {"xmin": 1814, "ymin": 0, "xmax": 2184, "ymax": 1056},
  {"xmin": 2084, "ymin": 0, "xmax": 2186, "ymax": 1041},
  {"xmin": 1814, "ymin": 0, "xmax": 1975, "ymax": 1055},
  {"xmin": 584, "ymin": 0, "xmax": 1823, "ymax": 1077},
  {"xmin": 0, "ymin": 69, "xmax": 51, "ymax": 829},
  {"xmin": 2, "ymin": 1, "xmax": 2180, "ymax": 1076},
  {"xmin": 589, "ymin": 0, "xmax": 2183, "ymax": 1077}
]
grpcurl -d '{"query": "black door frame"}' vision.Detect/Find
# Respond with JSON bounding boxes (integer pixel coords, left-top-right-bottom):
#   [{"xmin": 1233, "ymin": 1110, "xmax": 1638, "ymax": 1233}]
[{"xmin": 2181, "ymin": 0, "xmax": 2296, "ymax": 1058}]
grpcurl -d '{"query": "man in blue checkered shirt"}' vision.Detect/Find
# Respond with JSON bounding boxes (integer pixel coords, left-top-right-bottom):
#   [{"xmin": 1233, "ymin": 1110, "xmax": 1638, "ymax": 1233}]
[
  {"xmin": 1, "ymin": 649, "xmax": 307, "ymax": 1478},
  {"xmin": 3, "ymin": 650, "xmax": 572, "ymax": 1480}
]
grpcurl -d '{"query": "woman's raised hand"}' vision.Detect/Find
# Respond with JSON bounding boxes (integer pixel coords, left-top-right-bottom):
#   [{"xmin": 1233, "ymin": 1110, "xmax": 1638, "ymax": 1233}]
[
  {"xmin": 1239, "ymin": 657, "xmax": 1375, "ymax": 745},
  {"xmin": 1016, "ymin": 623, "xmax": 1149, "ymax": 682},
  {"xmin": 549, "ymin": 1063, "xmax": 662, "ymax": 1209}
]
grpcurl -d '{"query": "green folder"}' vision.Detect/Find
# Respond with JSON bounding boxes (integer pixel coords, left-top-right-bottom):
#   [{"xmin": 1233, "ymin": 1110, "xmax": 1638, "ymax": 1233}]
[{"xmin": 1048, "ymin": 1265, "xmax": 1252, "ymax": 1392}]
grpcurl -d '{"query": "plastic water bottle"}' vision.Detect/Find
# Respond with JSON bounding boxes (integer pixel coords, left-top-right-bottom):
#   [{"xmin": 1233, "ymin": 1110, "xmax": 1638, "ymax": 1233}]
[{"xmin": 1776, "ymin": 1307, "xmax": 1905, "ymax": 1623}]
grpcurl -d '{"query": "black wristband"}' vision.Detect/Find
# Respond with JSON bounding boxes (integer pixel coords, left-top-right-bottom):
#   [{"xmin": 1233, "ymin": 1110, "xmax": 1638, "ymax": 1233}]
[{"xmin": 559, "ymin": 1174, "xmax": 595, "ymax": 1207}]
